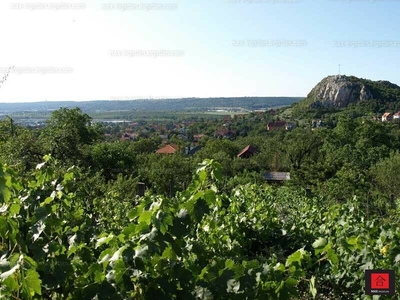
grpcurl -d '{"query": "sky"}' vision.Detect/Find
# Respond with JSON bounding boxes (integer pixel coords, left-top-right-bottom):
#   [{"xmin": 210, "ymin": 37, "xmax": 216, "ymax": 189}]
[{"xmin": 0, "ymin": 0, "xmax": 399, "ymax": 102}]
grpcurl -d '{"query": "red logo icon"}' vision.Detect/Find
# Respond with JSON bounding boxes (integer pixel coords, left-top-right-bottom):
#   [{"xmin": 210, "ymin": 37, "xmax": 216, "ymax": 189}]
[
  {"xmin": 371, "ymin": 273, "xmax": 389, "ymax": 289},
  {"xmin": 365, "ymin": 270, "xmax": 395, "ymax": 295}
]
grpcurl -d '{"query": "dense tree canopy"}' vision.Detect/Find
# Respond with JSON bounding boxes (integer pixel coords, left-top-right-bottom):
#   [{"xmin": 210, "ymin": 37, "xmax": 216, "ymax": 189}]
[
  {"xmin": 1, "ymin": 107, "xmax": 400, "ymax": 298},
  {"xmin": 39, "ymin": 108, "xmax": 103, "ymax": 162}
]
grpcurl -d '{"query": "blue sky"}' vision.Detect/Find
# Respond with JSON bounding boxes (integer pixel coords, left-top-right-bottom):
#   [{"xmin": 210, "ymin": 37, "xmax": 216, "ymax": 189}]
[{"xmin": 0, "ymin": 0, "xmax": 399, "ymax": 102}]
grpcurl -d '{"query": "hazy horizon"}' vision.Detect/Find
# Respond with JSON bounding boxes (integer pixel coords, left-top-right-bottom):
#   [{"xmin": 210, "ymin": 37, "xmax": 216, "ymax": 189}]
[
  {"xmin": 0, "ymin": 96, "xmax": 305, "ymax": 104},
  {"xmin": 1, "ymin": 0, "xmax": 400, "ymax": 102}
]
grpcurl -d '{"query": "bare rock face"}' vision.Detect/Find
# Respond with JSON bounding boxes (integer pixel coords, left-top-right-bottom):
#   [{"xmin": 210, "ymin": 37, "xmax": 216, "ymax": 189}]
[{"xmin": 308, "ymin": 75, "xmax": 373, "ymax": 108}]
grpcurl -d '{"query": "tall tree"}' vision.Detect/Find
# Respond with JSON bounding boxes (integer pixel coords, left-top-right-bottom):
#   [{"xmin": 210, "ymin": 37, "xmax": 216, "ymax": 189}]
[
  {"xmin": 282, "ymin": 128, "xmax": 321, "ymax": 171},
  {"xmin": 39, "ymin": 108, "xmax": 103, "ymax": 162},
  {"xmin": 372, "ymin": 152, "xmax": 400, "ymax": 198}
]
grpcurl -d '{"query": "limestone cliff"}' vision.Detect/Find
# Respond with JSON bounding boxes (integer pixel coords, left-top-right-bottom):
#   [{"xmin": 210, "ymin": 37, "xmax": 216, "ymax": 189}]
[{"xmin": 306, "ymin": 75, "xmax": 373, "ymax": 108}]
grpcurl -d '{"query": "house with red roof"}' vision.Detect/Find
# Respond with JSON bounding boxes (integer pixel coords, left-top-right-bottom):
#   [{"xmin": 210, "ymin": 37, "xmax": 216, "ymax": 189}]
[{"xmin": 156, "ymin": 144, "xmax": 179, "ymax": 154}]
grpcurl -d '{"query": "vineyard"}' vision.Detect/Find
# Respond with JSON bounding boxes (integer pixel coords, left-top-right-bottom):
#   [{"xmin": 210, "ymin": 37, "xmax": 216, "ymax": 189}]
[
  {"xmin": 0, "ymin": 157, "xmax": 399, "ymax": 299},
  {"xmin": 2, "ymin": 0, "xmax": 400, "ymax": 298}
]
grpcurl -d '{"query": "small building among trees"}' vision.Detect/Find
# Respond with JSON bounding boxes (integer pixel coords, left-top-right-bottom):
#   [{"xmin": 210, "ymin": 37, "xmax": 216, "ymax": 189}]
[
  {"xmin": 382, "ymin": 113, "xmax": 392, "ymax": 122},
  {"xmin": 156, "ymin": 144, "xmax": 178, "ymax": 154},
  {"xmin": 263, "ymin": 172, "xmax": 291, "ymax": 183},
  {"xmin": 237, "ymin": 145, "xmax": 258, "ymax": 158},
  {"xmin": 267, "ymin": 121, "xmax": 287, "ymax": 131}
]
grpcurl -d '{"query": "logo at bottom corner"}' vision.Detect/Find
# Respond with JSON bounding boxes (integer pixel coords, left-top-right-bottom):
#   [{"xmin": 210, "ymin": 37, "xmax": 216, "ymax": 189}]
[{"xmin": 365, "ymin": 270, "xmax": 395, "ymax": 296}]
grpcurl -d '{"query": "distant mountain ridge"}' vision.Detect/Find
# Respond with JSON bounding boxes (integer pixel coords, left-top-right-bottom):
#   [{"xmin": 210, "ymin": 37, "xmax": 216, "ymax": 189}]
[
  {"xmin": 297, "ymin": 75, "xmax": 400, "ymax": 112},
  {"xmin": 0, "ymin": 97, "xmax": 302, "ymax": 113}
]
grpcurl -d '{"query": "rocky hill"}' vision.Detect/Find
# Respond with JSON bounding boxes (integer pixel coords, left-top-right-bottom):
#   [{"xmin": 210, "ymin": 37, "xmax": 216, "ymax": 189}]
[{"xmin": 298, "ymin": 75, "xmax": 400, "ymax": 111}]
